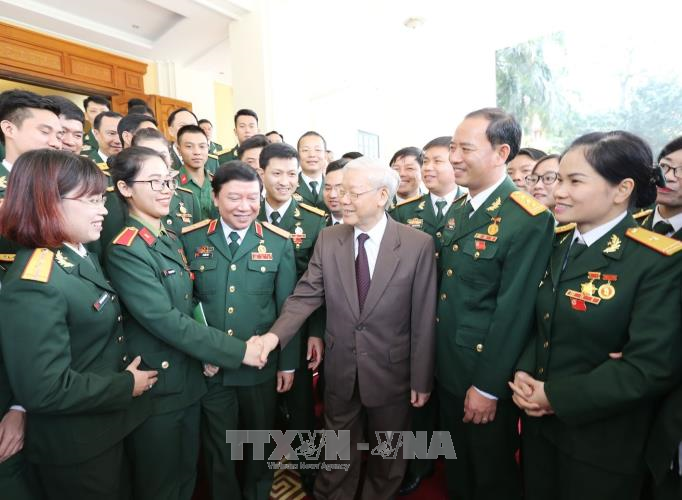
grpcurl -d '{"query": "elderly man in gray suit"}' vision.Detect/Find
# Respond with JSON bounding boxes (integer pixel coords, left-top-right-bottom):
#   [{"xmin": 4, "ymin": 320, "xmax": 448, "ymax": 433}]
[{"xmin": 257, "ymin": 157, "xmax": 437, "ymax": 500}]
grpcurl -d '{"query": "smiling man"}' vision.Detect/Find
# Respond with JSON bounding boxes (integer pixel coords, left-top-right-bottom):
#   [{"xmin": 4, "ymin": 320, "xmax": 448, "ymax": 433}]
[
  {"xmin": 390, "ymin": 146, "xmax": 424, "ymax": 205},
  {"xmin": 436, "ymin": 108, "xmax": 554, "ymax": 500},
  {"xmin": 83, "ymin": 111, "xmax": 122, "ymax": 164},
  {"xmin": 81, "ymin": 95, "xmax": 109, "ymax": 153},
  {"xmin": 295, "ymin": 131, "xmax": 328, "ymax": 210},
  {"xmin": 177, "ymin": 125, "xmax": 216, "ymax": 220},
  {"xmin": 255, "ymin": 157, "xmax": 437, "ymax": 500},
  {"xmin": 217, "ymin": 109, "xmax": 260, "ymax": 163}
]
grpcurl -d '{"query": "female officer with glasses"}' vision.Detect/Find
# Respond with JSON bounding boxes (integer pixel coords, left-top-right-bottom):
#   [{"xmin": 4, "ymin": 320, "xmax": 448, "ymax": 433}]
[
  {"xmin": 104, "ymin": 146, "xmax": 265, "ymax": 500},
  {"xmin": 525, "ymin": 154, "xmax": 560, "ymax": 213},
  {"xmin": 0, "ymin": 150, "xmax": 157, "ymax": 499},
  {"xmin": 510, "ymin": 131, "xmax": 682, "ymax": 500}
]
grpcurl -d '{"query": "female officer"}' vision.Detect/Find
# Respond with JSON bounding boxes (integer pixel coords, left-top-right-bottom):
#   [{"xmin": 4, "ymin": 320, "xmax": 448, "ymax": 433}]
[
  {"xmin": 0, "ymin": 149, "xmax": 157, "ymax": 499},
  {"xmin": 510, "ymin": 131, "xmax": 682, "ymax": 500},
  {"xmin": 104, "ymin": 146, "xmax": 264, "ymax": 500},
  {"xmin": 525, "ymin": 154, "xmax": 560, "ymax": 213}
]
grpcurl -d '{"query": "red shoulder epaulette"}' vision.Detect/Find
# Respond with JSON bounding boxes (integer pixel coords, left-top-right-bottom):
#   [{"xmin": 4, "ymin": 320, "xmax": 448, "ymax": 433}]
[
  {"xmin": 207, "ymin": 219, "xmax": 218, "ymax": 235},
  {"xmin": 138, "ymin": 227, "xmax": 156, "ymax": 246},
  {"xmin": 180, "ymin": 173, "xmax": 189, "ymax": 185},
  {"xmin": 112, "ymin": 227, "xmax": 139, "ymax": 246},
  {"xmin": 255, "ymin": 221, "xmax": 263, "ymax": 238}
]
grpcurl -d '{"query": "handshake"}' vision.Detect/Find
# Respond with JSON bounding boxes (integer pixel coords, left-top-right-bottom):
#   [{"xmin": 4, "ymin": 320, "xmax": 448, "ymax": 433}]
[{"xmin": 203, "ymin": 332, "xmax": 280, "ymax": 377}]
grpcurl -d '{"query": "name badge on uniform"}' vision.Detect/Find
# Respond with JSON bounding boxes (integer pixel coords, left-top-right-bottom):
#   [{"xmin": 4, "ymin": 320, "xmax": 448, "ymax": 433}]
[
  {"xmin": 162, "ymin": 269, "xmax": 177, "ymax": 277},
  {"xmin": 407, "ymin": 217, "xmax": 423, "ymax": 229},
  {"xmin": 195, "ymin": 245, "xmax": 214, "ymax": 258},
  {"xmin": 251, "ymin": 243, "xmax": 273, "ymax": 261},
  {"xmin": 93, "ymin": 292, "xmax": 111, "ymax": 311}
]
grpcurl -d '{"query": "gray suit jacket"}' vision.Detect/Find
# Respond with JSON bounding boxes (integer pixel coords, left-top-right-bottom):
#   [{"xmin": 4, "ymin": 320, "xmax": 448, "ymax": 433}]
[{"xmin": 271, "ymin": 216, "xmax": 437, "ymax": 407}]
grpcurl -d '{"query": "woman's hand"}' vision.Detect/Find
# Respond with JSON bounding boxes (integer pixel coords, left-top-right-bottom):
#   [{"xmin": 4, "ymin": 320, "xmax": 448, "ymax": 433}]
[
  {"xmin": 126, "ymin": 356, "xmax": 159, "ymax": 397},
  {"xmin": 509, "ymin": 371, "xmax": 554, "ymax": 417}
]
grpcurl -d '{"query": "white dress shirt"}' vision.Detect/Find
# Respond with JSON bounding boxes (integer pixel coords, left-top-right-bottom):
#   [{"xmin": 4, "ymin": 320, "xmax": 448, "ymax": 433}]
[
  {"xmin": 220, "ymin": 219, "xmax": 248, "ymax": 245},
  {"xmin": 264, "ymin": 198, "xmax": 292, "ymax": 223},
  {"xmin": 467, "ymin": 174, "xmax": 507, "ymax": 215},
  {"xmin": 353, "ymin": 214, "xmax": 388, "ymax": 278},
  {"xmin": 1, "ymin": 159, "xmax": 12, "ymax": 172},
  {"xmin": 330, "ymin": 214, "xmax": 343, "ymax": 225},
  {"xmin": 63, "ymin": 242, "xmax": 89, "ymax": 258},
  {"xmin": 300, "ymin": 172, "xmax": 323, "ymax": 193},
  {"xmin": 651, "ymin": 206, "xmax": 682, "ymax": 236},
  {"xmin": 572, "ymin": 211, "xmax": 628, "ymax": 247},
  {"xmin": 97, "ymin": 150, "xmax": 108, "ymax": 163},
  {"xmin": 430, "ymin": 188, "xmax": 460, "ymax": 215}
]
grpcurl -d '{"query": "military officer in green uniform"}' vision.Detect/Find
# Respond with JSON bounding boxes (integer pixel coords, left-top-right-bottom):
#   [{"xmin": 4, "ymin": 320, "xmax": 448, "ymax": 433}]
[
  {"xmin": 176, "ymin": 125, "xmax": 219, "ymax": 220},
  {"xmin": 390, "ymin": 146, "xmax": 424, "ymax": 207},
  {"xmin": 256, "ymin": 144, "xmax": 326, "ymax": 492},
  {"xmin": 83, "ymin": 111, "xmax": 122, "ymax": 164},
  {"xmin": 46, "ymin": 95, "xmax": 85, "ymax": 154},
  {"xmin": 238, "ymin": 134, "xmax": 271, "ymax": 177},
  {"xmin": 437, "ymin": 108, "xmax": 555, "ymax": 500},
  {"xmin": 216, "ymin": 108, "xmax": 260, "ymax": 164},
  {"xmin": 199, "ymin": 118, "xmax": 223, "ymax": 154},
  {"xmin": 294, "ymin": 131, "xmax": 328, "ymax": 210},
  {"xmin": 640, "ymin": 136, "xmax": 682, "ymax": 500},
  {"xmin": 389, "ymin": 136, "xmax": 464, "ymax": 495},
  {"xmin": 117, "ymin": 112, "xmax": 157, "ymax": 149},
  {"xmin": 181, "ymin": 161, "xmax": 300, "ymax": 500},
  {"xmin": 81, "ymin": 95, "xmax": 110, "ymax": 154},
  {"xmin": 0, "ymin": 90, "xmax": 62, "ymax": 278},
  {"xmin": 105, "ymin": 147, "xmax": 265, "ymax": 500},
  {"xmin": 510, "ymin": 131, "xmax": 682, "ymax": 500},
  {"xmin": 0, "ymin": 150, "xmax": 158, "ymax": 499},
  {"xmin": 322, "ymin": 159, "xmax": 348, "ymax": 226}
]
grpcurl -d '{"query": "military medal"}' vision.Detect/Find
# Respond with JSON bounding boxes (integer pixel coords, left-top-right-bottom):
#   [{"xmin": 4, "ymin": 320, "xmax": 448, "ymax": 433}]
[
  {"xmin": 598, "ymin": 274, "xmax": 617, "ymax": 300},
  {"xmin": 258, "ymin": 244, "xmax": 267, "ymax": 254},
  {"xmin": 292, "ymin": 225, "xmax": 307, "ymax": 246},
  {"xmin": 565, "ymin": 289, "xmax": 601, "ymax": 311},
  {"xmin": 294, "ymin": 207, "xmax": 301, "ymax": 218},
  {"xmin": 406, "ymin": 217, "xmax": 423, "ymax": 229},
  {"xmin": 447, "ymin": 218, "xmax": 455, "ymax": 229},
  {"xmin": 178, "ymin": 248, "xmax": 189, "ymax": 268},
  {"xmin": 0, "ymin": 176, "xmax": 6, "ymax": 189},
  {"xmin": 252, "ymin": 240, "xmax": 273, "ymax": 260},
  {"xmin": 487, "ymin": 217, "xmax": 501, "ymax": 236},
  {"xmin": 179, "ymin": 203, "xmax": 187, "ymax": 214},
  {"xmin": 475, "ymin": 240, "xmax": 486, "ymax": 251},
  {"xmin": 93, "ymin": 292, "xmax": 111, "ymax": 311}
]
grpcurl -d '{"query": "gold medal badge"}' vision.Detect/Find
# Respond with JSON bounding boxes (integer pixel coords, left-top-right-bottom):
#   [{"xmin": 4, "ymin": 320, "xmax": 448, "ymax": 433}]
[
  {"xmin": 598, "ymin": 274, "xmax": 618, "ymax": 300},
  {"xmin": 580, "ymin": 271, "xmax": 601, "ymax": 297},
  {"xmin": 487, "ymin": 217, "xmax": 501, "ymax": 236}
]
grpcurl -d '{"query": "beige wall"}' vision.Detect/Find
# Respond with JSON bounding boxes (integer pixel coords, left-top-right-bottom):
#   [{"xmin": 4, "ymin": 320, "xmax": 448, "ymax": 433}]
[{"xmin": 0, "ymin": 79, "xmax": 88, "ymax": 110}]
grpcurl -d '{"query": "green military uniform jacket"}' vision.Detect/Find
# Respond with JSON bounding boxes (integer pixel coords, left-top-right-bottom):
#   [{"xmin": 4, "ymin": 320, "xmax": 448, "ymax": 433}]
[
  {"xmin": 105, "ymin": 218, "xmax": 247, "ymax": 414},
  {"xmin": 0, "ymin": 162, "xmax": 8, "ymax": 202},
  {"xmin": 209, "ymin": 141, "xmax": 223, "ymax": 155},
  {"xmin": 81, "ymin": 129, "xmax": 97, "ymax": 154},
  {"xmin": 436, "ymin": 178, "xmax": 555, "ymax": 398},
  {"xmin": 258, "ymin": 199, "xmax": 326, "ymax": 339},
  {"xmin": 0, "ymin": 245, "xmax": 150, "ymax": 465},
  {"xmin": 516, "ymin": 217, "xmax": 682, "ymax": 474},
  {"xmin": 181, "ymin": 218, "xmax": 299, "ymax": 386},
  {"xmin": 635, "ymin": 207, "xmax": 682, "ymax": 240},
  {"xmin": 216, "ymin": 145, "xmax": 238, "ymax": 164},
  {"xmin": 0, "ymin": 142, "xmax": 4, "ymax": 162},
  {"xmin": 178, "ymin": 166, "xmax": 218, "ymax": 220},
  {"xmin": 294, "ymin": 173, "xmax": 326, "ymax": 211},
  {"xmin": 0, "ymin": 163, "xmax": 14, "ymax": 279},
  {"xmin": 390, "ymin": 188, "xmax": 464, "ymax": 256}
]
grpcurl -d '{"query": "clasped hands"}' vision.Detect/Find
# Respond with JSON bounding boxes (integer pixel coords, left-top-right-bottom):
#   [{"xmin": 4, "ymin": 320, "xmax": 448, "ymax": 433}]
[{"xmin": 508, "ymin": 371, "xmax": 553, "ymax": 417}]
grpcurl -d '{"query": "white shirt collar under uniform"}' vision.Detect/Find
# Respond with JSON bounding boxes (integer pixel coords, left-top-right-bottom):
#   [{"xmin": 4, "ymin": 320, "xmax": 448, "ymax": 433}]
[{"xmin": 353, "ymin": 213, "xmax": 388, "ymax": 278}]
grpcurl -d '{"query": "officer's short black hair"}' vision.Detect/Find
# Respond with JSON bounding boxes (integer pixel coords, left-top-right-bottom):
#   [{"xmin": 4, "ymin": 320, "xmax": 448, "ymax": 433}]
[
  {"xmin": 341, "ymin": 151, "xmax": 363, "ymax": 160},
  {"xmin": 234, "ymin": 109, "xmax": 258, "ymax": 126},
  {"xmin": 0, "ymin": 90, "xmax": 60, "ymax": 145},
  {"xmin": 465, "ymin": 107, "xmax": 521, "ymax": 163},
  {"xmin": 423, "ymin": 136, "xmax": 451, "ymax": 152},
  {"xmin": 83, "ymin": 95, "xmax": 110, "ymax": 110},
  {"xmin": 259, "ymin": 143, "xmax": 298, "ymax": 171},
  {"xmin": 93, "ymin": 111, "xmax": 123, "ymax": 131},
  {"xmin": 390, "ymin": 147, "xmax": 423, "ymax": 167},
  {"xmin": 516, "ymin": 147, "xmax": 546, "ymax": 161},
  {"xmin": 266, "ymin": 130, "xmax": 284, "ymax": 142},
  {"xmin": 212, "ymin": 160, "xmax": 262, "ymax": 194},
  {"xmin": 117, "ymin": 113, "xmax": 158, "ymax": 145},
  {"xmin": 238, "ymin": 134, "xmax": 271, "ymax": 159},
  {"xmin": 198, "ymin": 118, "xmax": 212, "ymax": 127},
  {"xmin": 177, "ymin": 124, "xmax": 207, "ymax": 145},
  {"xmin": 46, "ymin": 95, "xmax": 84, "ymax": 125},
  {"xmin": 297, "ymin": 131, "xmax": 327, "ymax": 150},
  {"xmin": 127, "ymin": 97, "xmax": 146, "ymax": 110},
  {"xmin": 128, "ymin": 104, "xmax": 155, "ymax": 117},
  {"xmin": 326, "ymin": 157, "xmax": 350, "ymax": 175},
  {"xmin": 167, "ymin": 107, "xmax": 198, "ymax": 127},
  {"xmin": 658, "ymin": 136, "xmax": 682, "ymax": 162},
  {"xmin": 132, "ymin": 127, "xmax": 168, "ymax": 147}
]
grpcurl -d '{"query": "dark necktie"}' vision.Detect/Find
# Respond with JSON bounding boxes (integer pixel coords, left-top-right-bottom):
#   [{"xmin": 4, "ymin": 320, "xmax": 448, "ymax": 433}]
[
  {"xmin": 270, "ymin": 211, "xmax": 281, "ymax": 226},
  {"xmin": 334, "ymin": 221, "xmax": 340, "ymax": 226},
  {"xmin": 309, "ymin": 181, "xmax": 319, "ymax": 202},
  {"xmin": 653, "ymin": 220, "xmax": 674, "ymax": 235},
  {"xmin": 435, "ymin": 199, "xmax": 447, "ymax": 224},
  {"xmin": 356, "ymin": 233, "xmax": 371, "ymax": 311},
  {"xmin": 228, "ymin": 231, "xmax": 240, "ymax": 256},
  {"xmin": 463, "ymin": 199, "xmax": 474, "ymax": 218},
  {"xmin": 564, "ymin": 238, "xmax": 587, "ymax": 270}
]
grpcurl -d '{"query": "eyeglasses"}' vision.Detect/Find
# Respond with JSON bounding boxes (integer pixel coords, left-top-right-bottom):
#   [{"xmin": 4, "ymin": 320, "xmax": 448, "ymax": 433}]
[
  {"xmin": 62, "ymin": 196, "xmax": 106, "ymax": 207},
  {"xmin": 129, "ymin": 178, "xmax": 179, "ymax": 191},
  {"xmin": 525, "ymin": 172, "xmax": 558, "ymax": 186},
  {"xmin": 658, "ymin": 163, "xmax": 682, "ymax": 179},
  {"xmin": 338, "ymin": 187, "xmax": 379, "ymax": 200}
]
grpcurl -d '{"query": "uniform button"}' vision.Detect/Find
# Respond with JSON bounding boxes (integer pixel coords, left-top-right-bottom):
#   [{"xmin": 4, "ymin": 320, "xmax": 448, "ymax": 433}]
[
  {"xmin": 452, "ymin": 244, "xmax": 459, "ymax": 252},
  {"xmin": 446, "ymin": 269, "xmax": 453, "ymax": 277},
  {"xmin": 180, "ymin": 271, "xmax": 184, "ymax": 276},
  {"xmin": 112, "ymin": 295, "xmax": 117, "ymax": 302},
  {"xmin": 161, "ymin": 361, "xmax": 170, "ymax": 369},
  {"xmin": 184, "ymin": 293, "xmax": 189, "ymax": 300},
  {"xmin": 538, "ymin": 367, "xmax": 544, "ymax": 375},
  {"xmin": 357, "ymin": 325, "xmax": 364, "ymax": 331},
  {"xmin": 543, "ymin": 313, "xmax": 550, "ymax": 320},
  {"xmin": 122, "ymin": 355, "xmax": 128, "ymax": 362},
  {"xmin": 260, "ymin": 266, "xmax": 266, "ymax": 273},
  {"xmin": 199, "ymin": 265, "xmax": 205, "ymax": 272},
  {"xmin": 117, "ymin": 315, "xmax": 122, "ymax": 322},
  {"xmin": 227, "ymin": 329, "xmax": 234, "ymax": 336},
  {"xmin": 230, "ymin": 264, "xmax": 237, "ymax": 271},
  {"xmin": 475, "ymin": 343, "xmax": 484, "ymax": 352},
  {"xmin": 543, "ymin": 341, "xmax": 549, "ymax": 349},
  {"xmin": 440, "ymin": 293, "xmax": 447, "ymax": 300},
  {"xmin": 229, "ymin": 285, "xmax": 236, "ymax": 293},
  {"xmin": 117, "ymin": 336, "xmax": 124, "ymax": 343},
  {"xmin": 436, "ymin": 317, "xmax": 440, "ymax": 323},
  {"xmin": 435, "ymin": 252, "xmax": 439, "ymax": 259},
  {"xmin": 227, "ymin": 307, "xmax": 234, "ymax": 314},
  {"xmin": 166, "ymin": 218, "xmax": 173, "ymax": 225},
  {"xmin": 436, "ymin": 231, "xmax": 442, "ymax": 238},
  {"xmin": 474, "ymin": 251, "xmax": 480, "ymax": 259}
]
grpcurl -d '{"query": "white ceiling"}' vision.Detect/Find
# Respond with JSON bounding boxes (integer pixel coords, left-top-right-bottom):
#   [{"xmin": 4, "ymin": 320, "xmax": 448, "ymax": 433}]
[{"xmin": 0, "ymin": 0, "xmax": 252, "ymax": 75}]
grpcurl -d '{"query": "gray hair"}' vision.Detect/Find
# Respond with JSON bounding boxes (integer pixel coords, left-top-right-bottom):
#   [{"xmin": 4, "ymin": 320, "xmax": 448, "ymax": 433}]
[{"xmin": 345, "ymin": 157, "xmax": 399, "ymax": 210}]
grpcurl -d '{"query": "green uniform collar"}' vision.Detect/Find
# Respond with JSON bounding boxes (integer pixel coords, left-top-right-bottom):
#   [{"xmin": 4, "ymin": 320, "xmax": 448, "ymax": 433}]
[{"xmin": 129, "ymin": 213, "xmax": 166, "ymax": 237}]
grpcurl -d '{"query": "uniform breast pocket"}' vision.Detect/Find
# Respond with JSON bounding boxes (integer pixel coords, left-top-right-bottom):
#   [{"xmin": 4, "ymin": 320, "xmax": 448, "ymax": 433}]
[
  {"xmin": 189, "ymin": 258, "xmax": 217, "ymax": 294},
  {"xmin": 246, "ymin": 259, "xmax": 277, "ymax": 294}
]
